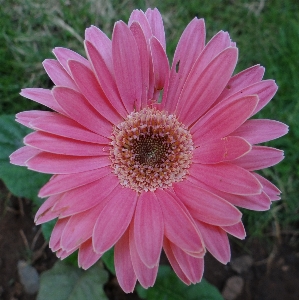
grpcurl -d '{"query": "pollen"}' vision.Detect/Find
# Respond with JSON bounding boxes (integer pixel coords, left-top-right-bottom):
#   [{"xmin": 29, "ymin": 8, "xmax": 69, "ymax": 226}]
[{"xmin": 110, "ymin": 107, "xmax": 193, "ymax": 192}]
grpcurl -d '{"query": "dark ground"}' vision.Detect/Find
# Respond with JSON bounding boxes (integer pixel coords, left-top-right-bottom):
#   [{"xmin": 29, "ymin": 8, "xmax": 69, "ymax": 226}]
[{"xmin": 1, "ymin": 181, "xmax": 299, "ymax": 300}]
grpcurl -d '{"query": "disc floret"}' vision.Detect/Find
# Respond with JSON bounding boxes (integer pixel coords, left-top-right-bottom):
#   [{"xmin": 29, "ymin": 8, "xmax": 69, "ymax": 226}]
[{"xmin": 110, "ymin": 108, "xmax": 194, "ymax": 192}]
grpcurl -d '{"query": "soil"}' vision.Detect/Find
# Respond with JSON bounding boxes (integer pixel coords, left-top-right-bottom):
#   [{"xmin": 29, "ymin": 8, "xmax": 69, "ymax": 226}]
[{"xmin": 1, "ymin": 180, "xmax": 299, "ymax": 300}]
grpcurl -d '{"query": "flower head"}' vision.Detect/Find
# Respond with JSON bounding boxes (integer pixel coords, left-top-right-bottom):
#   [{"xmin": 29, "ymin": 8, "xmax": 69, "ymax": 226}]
[{"xmin": 10, "ymin": 8, "xmax": 288, "ymax": 292}]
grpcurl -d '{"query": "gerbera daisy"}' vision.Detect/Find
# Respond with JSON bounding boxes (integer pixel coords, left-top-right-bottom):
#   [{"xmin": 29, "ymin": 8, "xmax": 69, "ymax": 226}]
[{"xmin": 10, "ymin": 8, "xmax": 288, "ymax": 292}]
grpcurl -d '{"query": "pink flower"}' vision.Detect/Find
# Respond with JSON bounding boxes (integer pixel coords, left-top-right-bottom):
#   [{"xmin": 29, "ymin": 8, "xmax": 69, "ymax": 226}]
[{"xmin": 10, "ymin": 8, "xmax": 287, "ymax": 292}]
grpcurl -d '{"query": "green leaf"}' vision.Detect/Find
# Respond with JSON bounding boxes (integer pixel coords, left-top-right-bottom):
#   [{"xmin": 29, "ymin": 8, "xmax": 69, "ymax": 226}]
[
  {"xmin": 41, "ymin": 220, "xmax": 56, "ymax": 242},
  {"xmin": 101, "ymin": 247, "xmax": 115, "ymax": 275},
  {"xmin": 0, "ymin": 115, "xmax": 50, "ymax": 206},
  {"xmin": 63, "ymin": 251, "xmax": 79, "ymax": 267},
  {"xmin": 37, "ymin": 260, "xmax": 109, "ymax": 300},
  {"xmin": 136, "ymin": 265, "xmax": 223, "ymax": 300}
]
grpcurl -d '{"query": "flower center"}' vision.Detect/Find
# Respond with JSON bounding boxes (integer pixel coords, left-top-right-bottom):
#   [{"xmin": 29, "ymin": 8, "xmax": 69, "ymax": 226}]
[{"xmin": 110, "ymin": 107, "xmax": 193, "ymax": 192}]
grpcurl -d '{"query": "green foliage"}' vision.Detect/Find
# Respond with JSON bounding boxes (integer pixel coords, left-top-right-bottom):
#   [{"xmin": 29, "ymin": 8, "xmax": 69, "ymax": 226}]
[
  {"xmin": 37, "ymin": 260, "xmax": 109, "ymax": 300},
  {"xmin": 0, "ymin": 115, "xmax": 50, "ymax": 207},
  {"xmin": 0, "ymin": 115, "xmax": 30, "ymax": 157},
  {"xmin": 136, "ymin": 265, "xmax": 223, "ymax": 300},
  {"xmin": 41, "ymin": 219, "xmax": 56, "ymax": 242},
  {"xmin": 101, "ymin": 247, "xmax": 116, "ymax": 275},
  {"xmin": 0, "ymin": 0, "xmax": 118, "ymax": 114}
]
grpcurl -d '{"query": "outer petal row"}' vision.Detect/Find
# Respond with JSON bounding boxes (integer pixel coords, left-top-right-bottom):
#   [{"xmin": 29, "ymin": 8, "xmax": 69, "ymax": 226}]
[
  {"xmin": 163, "ymin": 17, "xmax": 205, "ymax": 112},
  {"xmin": 231, "ymin": 119, "xmax": 288, "ymax": 144},
  {"xmin": 24, "ymin": 131, "xmax": 109, "ymax": 157},
  {"xmin": 174, "ymin": 180, "xmax": 242, "ymax": 226},
  {"xmin": 193, "ymin": 136, "xmax": 251, "ymax": 164},
  {"xmin": 112, "ymin": 21, "xmax": 142, "ymax": 112},
  {"xmin": 191, "ymin": 95, "xmax": 258, "ymax": 145},
  {"xmin": 134, "ymin": 192, "xmax": 164, "ymax": 268},
  {"xmin": 189, "ymin": 163, "xmax": 262, "ymax": 195},
  {"xmin": 177, "ymin": 47, "xmax": 238, "ymax": 125}
]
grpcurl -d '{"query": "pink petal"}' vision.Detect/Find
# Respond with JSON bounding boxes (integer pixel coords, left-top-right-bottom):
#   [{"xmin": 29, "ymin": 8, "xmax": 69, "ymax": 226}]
[
  {"xmin": 163, "ymin": 18, "xmax": 205, "ymax": 113},
  {"xmin": 85, "ymin": 41, "xmax": 127, "ymax": 118},
  {"xmin": 174, "ymin": 180, "xmax": 242, "ymax": 226},
  {"xmin": 112, "ymin": 21, "xmax": 142, "ymax": 112},
  {"xmin": 150, "ymin": 37, "xmax": 169, "ymax": 91},
  {"xmin": 54, "ymin": 248, "xmax": 63, "ymax": 259},
  {"xmin": 54, "ymin": 174, "xmax": 119, "ymax": 217},
  {"xmin": 191, "ymin": 95, "xmax": 258, "ymax": 146},
  {"xmin": 68, "ymin": 59, "xmax": 121, "ymax": 125},
  {"xmin": 184, "ymin": 250, "xmax": 205, "ymax": 258},
  {"xmin": 115, "ymin": 228, "xmax": 137, "ymax": 293},
  {"xmin": 20, "ymin": 88, "xmax": 64, "ymax": 114},
  {"xmin": 155, "ymin": 189, "xmax": 204, "ymax": 254},
  {"xmin": 193, "ymin": 136, "xmax": 251, "ymax": 164},
  {"xmin": 134, "ymin": 192, "xmax": 163, "ymax": 268},
  {"xmin": 202, "ymin": 30, "xmax": 233, "ymax": 63},
  {"xmin": 177, "ymin": 47, "xmax": 238, "ymax": 126},
  {"xmin": 49, "ymin": 217, "xmax": 69, "ymax": 251},
  {"xmin": 16, "ymin": 111, "xmax": 57, "ymax": 128},
  {"xmin": 60, "ymin": 202, "xmax": 109, "ymax": 251},
  {"xmin": 231, "ymin": 146, "xmax": 284, "ymax": 171},
  {"xmin": 189, "ymin": 30, "xmax": 232, "ymax": 76},
  {"xmin": 85, "ymin": 26, "xmax": 113, "ymax": 73},
  {"xmin": 52, "ymin": 47, "xmax": 91, "ymax": 73},
  {"xmin": 218, "ymin": 190, "xmax": 271, "ymax": 211},
  {"xmin": 27, "ymin": 152, "xmax": 110, "ymax": 174},
  {"xmin": 30, "ymin": 114, "xmax": 110, "ymax": 144},
  {"xmin": 35, "ymin": 207, "xmax": 60, "ymax": 226},
  {"xmin": 35, "ymin": 194, "xmax": 61, "ymax": 225},
  {"xmin": 163, "ymin": 238, "xmax": 191, "ymax": 285},
  {"xmin": 78, "ymin": 239, "xmax": 102, "ymax": 270},
  {"xmin": 196, "ymin": 221, "xmax": 230, "ymax": 264},
  {"xmin": 145, "ymin": 8, "xmax": 166, "ymax": 50},
  {"xmin": 24, "ymin": 131, "xmax": 109, "ymax": 157},
  {"xmin": 215, "ymin": 64, "xmax": 265, "ymax": 104},
  {"xmin": 175, "ymin": 30, "xmax": 232, "ymax": 114},
  {"xmin": 171, "ymin": 242, "xmax": 204, "ymax": 284},
  {"xmin": 222, "ymin": 222, "xmax": 246, "ymax": 240},
  {"xmin": 52, "ymin": 87, "xmax": 112, "ymax": 137},
  {"xmin": 10, "ymin": 146, "xmax": 41, "ymax": 166},
  {"xmin": 42, "ymin": 59, "xmax": 78, "ymax": 90},
  {"xmin": 93, "ymin": 186, "xmax": 137, "ymax": 253},
  {"xmin": 253, "ymin": 173, "xmax": 281, "ymax": 201},
  {"xmin": 57, "ymin": 247, "xmax": 77, "ymax": 260},
  {"xmin": 39, "ymin": 166, "xmax": 111, "ymax": 197},
  {"xmin": 218, "ymin": 80, "xmax": 278, "ymax": 116},
  {"xmin": 187, "ymin": 176, "xmax": 271, "ymax": 211},
  {"xmin": 189, "ymin": 163, "xmax": 262, "ymax": 195},
  {"xmin": 128, "ymin": 10, "xmax": 152, "ymax": 40},
  {"xmin": 252, "ymin": 80, "xmax": 278, "ymax": 115},
  {"xmin": 129, "ymin": 222, "xmax": 158, "ymax": 288},
  {"xmin": 129, "ymin": 21, "xmax": 151, "ymax": 107},
  {"xmin": 231, "ymin": 119, "xmax": 289, "ymax": 144}
]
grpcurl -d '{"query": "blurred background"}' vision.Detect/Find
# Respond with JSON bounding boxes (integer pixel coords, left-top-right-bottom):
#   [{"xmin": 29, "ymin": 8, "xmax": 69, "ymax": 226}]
[{"xmin": 0, "ymin": 0, "xmax": 298, "ymax": 299}]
